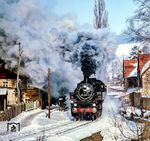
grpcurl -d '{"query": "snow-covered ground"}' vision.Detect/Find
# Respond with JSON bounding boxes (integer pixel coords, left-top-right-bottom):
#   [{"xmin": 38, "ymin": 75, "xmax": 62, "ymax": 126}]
[
  {"xmin": 0, "ymin": 108, "xmax": 123, "ymax": 141},
  {"xmin": 121, "ymin": 106, "xmax": 150, "ymax": 122},
  {"xmin": 0, "ymin": 91, "xmax": 146, "ymax": 141}
]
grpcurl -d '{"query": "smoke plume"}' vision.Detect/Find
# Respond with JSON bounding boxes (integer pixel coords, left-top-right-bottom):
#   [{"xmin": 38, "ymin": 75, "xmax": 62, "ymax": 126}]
[{"xmin": 0, "ymin": 0, "xmax": 117, "ymax": 97}]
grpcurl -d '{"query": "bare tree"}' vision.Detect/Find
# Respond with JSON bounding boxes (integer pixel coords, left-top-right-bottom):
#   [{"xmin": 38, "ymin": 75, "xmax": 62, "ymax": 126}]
[
  {"xmin": 125, "ymin": 0, "xmax": 150, "ymax": 44},
  {"xmin": 110, "ymin": 110, "xmax": 146, "ymax": 141},
  {"xmin": 128, "ymin": 46, "xmax": 141, "ymax": 59},
  {"xmin": 94, "ymin": 0, "xmax": 108, "ymax": 29},
  {"xmin": 16, "ymin": 42, "xmax": 23, "ymax": 103}
]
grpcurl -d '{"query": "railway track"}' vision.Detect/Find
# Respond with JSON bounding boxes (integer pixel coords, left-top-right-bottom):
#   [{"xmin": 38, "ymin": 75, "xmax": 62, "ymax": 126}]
[
  {"xmin": 6, "ymin": 121, "xmax": 73, "ymax": 141},
  {"xmin": 8, "ymin": 120, "xmax": 93, "ymax": 141}
]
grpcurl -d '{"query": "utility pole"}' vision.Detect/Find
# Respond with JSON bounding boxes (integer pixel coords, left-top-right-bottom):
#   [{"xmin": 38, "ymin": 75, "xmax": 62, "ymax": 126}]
[
  {"xmin": 17, "ymin": 42, "xmax": 23, "ymax": 104},
  {"xmin": 123, "ymin": 59, "xmax": 125, "ymax": 88},
  {"xmin": 137, "ymin": 53, "xmax": 140, "ymax": 88},
  {"xmin": 48, "ymin": 68, "xmax": 51, "ymax": 118},
  {"xmin": 94, "ymin": 0, "xmax": 108, "ymax": 29}
]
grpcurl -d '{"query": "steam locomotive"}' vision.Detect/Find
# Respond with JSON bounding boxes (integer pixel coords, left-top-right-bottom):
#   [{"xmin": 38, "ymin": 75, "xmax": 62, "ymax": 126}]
[{"xmin": 70, "ymin": 77, "xmax": 106, "ymax": 120}]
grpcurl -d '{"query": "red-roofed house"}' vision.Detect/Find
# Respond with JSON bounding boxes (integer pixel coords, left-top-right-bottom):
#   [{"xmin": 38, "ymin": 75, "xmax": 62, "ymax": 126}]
[
  {"xmin": 123, "ymin": 54, "xmax": 150, "ymax": 91},
  {"xmin": 123, "ymin": 59, "xmax": 138, "ymax": 90},
  {"xmin": 123, "ymin": 54, "xmax": 150, "ymax": 110}
]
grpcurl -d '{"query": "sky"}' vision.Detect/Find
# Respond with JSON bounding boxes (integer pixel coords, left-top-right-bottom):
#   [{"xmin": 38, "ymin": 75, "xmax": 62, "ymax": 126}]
[{"xmin": 44, "ymin": 0, "xmax": 137, "ymax": 35}]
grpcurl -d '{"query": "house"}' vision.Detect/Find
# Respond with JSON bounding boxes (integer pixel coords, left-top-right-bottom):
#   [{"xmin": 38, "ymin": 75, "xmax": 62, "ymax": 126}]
[
  {"xmin": 123, "ymin": 54, "xmax": 150, "ymax": 90},
  {"xmin": 23, "ymin": 86, "xmax": 41, "ymax": 102},
  {"xmin": 0, "ymin": 88, "xmax": 7, "ymax": 111},
  {"xmin": 0, "ymin": 61, "xmax": 17, "ymax": 105},
  {"xmin": 123, "ymin": 54, "xmax": 150, "ymax": 109},
  {"xmin": 0, "ymin": 79, "xmax": 17, "ymax": 105},
  {"xmin": 0, "ymin": 59, "xmax": 42, "ymax": 108},
  {"xmin": 123, "ymin": 59, "xmax": 138, "ymax": 90}
]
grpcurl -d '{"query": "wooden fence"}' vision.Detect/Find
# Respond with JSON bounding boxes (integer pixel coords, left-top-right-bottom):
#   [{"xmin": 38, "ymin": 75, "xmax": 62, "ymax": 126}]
[
  {"xmin": 0, "ymin": 101, "xmax": 39, "ymax": 121},
  {"xmin": 129, "ymin": 92, "xmax": 150, "ymax": 110},
  {"xmin": 141, "ymin": 97, "xmax": 150, "ymax": 110}
]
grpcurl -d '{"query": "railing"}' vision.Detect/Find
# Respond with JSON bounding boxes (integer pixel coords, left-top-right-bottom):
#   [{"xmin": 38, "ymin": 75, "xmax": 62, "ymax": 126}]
[{"xmin": 25, "ymin": 101, "xmax": 39, "ymax": 111}]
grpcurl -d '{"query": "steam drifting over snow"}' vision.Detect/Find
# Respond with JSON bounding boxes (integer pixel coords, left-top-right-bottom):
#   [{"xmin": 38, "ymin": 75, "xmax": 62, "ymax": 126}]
[{"xmin": 0, "ymin": 0, "xmax": 117, "ymax": 97}]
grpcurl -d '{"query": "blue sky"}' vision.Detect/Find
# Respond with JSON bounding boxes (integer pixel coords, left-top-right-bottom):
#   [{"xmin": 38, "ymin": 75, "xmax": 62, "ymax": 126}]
[{"xmin": 45, "ymin": 0, "xmax": 137, "ymax": 35}]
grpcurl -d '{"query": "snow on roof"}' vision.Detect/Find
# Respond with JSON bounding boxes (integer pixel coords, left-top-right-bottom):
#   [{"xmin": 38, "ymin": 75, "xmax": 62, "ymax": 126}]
[
  {"xmin": 126, "ymin": 88, "xmax": 139, "ymax": 95},
  {"xmin": 128, "ymin": 63, "xmax": 137, "ymax": 78},
  {"xmin": 124, "ymin": 60, "xmax": 137, "ymax": 78},
  {"xmin": 141, "ymin": 60, "xmax": 150, "ymax": 75},
  {"xmin": 128, "ymin": 68, "xmax": 137, "ymax": 78},
  {"xmin": 116, "ymin": 43, "xmax": 140, "ymax": 59},
  {"xmin": 124, "ymin": 54, "xmax": 150, "ymax": 77},
  {"xmin": 0, "ymin": 88, "xmax": 7, "ymax": 95}
]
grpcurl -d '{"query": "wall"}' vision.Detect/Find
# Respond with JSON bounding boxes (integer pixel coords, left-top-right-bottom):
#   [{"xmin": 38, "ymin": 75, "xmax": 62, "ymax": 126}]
[
  {"xmin": 142, "ymin": 122, "xmax": 150, "ymax": 140},
  {"xmin": 24, "ymin": 87, "xmax": 41, "ymax": 102},
  {"xmin": 0, "ymin": 79, "xmax": 16, "ymax": 88},
  {"xmin": 7, "ymin": 89, "xmax": 16, "ymax": 105},
  {"xmin": 0, "ymin": 79, "xmax": 17, "ymax": 105},
  {"xmin": 142, "ymin": 67, "xmax": 150, "ymax": 97},
  {"xmin": 141, "ymin": 97, "xmax": 150, "ymax": 110}
]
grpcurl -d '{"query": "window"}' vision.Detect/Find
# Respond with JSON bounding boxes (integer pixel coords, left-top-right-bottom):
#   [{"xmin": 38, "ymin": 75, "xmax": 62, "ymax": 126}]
[{"xmin": 3, "ymin": 81, "xmax": 8, "ymax": 87}]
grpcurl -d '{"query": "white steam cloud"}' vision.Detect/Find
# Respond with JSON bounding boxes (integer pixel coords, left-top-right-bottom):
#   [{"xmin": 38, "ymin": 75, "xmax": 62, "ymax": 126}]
[{"xmin": 0, "ymin": 0, "xmax": 117, "ymax": 97}]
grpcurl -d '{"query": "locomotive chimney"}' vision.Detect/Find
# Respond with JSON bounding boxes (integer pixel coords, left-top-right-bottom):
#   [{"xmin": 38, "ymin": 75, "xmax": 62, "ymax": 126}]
[{"xmin": 84, "ymin": 76, "xmax": 89, "ymax": 83}]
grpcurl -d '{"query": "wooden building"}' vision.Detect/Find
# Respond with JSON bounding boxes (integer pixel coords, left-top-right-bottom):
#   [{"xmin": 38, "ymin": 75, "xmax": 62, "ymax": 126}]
[
  {"xmin": 0, "ymin": 61, "xmax": 17, "ymax": 106},
  {"xmin": 0, "ymin": 59, "xmax": 42, "ymax": 108},
  {"xmin": 23, "ymin": 86, "xmax": 41, "ymax": 102}
]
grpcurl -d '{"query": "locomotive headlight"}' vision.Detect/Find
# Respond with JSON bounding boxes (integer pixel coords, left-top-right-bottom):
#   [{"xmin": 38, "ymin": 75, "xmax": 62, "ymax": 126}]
[
  {"xmin": 72, "ymin": 108, "xmax": 77, "ymax": 113},
  {"xmin": 74, "ymin": 103, "xmax": 77, "ymax": 107},
  {"xmin": 92, "ymin": 108, "xmax": 97, "ymax": 113},
  {"xmin": 92, "ymin": 103, "xmax": 96, "ymax": 107}
]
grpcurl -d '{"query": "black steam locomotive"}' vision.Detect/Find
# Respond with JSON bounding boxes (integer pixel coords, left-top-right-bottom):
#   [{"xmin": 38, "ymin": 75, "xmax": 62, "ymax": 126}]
[{"xmin": 70, "ymin": 77, "xmax": 106, "ymax": 120}]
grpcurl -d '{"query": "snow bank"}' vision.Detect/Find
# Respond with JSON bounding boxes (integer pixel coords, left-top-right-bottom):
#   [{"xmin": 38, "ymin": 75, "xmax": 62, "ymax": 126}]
[{"xmin": 0, "ymin": 109, "xmax": 42, "ymax": 134}]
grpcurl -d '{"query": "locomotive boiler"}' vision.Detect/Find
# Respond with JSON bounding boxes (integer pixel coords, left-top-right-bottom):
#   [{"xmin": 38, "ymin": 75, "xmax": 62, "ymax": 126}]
[{"xmin": 70, "ymin": 77, "xmax": 106, "ymax": 120}]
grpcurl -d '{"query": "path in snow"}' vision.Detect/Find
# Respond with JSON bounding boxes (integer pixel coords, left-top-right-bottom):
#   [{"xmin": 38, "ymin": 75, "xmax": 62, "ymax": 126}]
[{"xmin": 20, "ymin": 110, "xmax": 43, "ymax": 128}]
